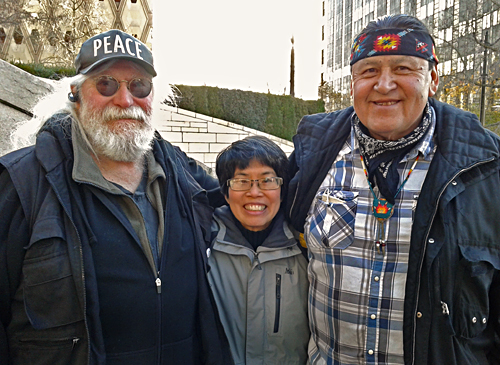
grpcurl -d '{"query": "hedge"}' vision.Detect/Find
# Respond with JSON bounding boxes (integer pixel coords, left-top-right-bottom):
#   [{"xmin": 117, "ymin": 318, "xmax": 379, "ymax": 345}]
[
  {"xmin": 11, "ymin": 62, "xmax": 76, "ymax": 79},
  {"xmin": 173, "ymin": 85, "xmax": 325, "ymax": 141}
]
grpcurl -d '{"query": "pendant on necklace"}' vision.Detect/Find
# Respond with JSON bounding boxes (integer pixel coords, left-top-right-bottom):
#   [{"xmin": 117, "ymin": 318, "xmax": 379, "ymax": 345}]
[
  {"xmin": 373, "ymin": 198, "xmax": 393, "ymax": 255},
  {"xmin": 372, "ymin": 198, "xmax": 394, "ymax": 220}
]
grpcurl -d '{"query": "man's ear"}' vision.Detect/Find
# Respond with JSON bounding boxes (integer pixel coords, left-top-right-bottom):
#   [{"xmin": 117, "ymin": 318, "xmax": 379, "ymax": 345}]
[
  {"xmin": 428, "ymin": 64, "xmax": 439, "ymax": 97},
  {"xmin": 70, "ymin": 85, "xmax": 80, "ymax": 109}
]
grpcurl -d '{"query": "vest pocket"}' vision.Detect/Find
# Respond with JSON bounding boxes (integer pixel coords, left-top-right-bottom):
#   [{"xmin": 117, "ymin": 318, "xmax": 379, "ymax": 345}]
[
  {"xmin": 11, "ymin": 336, "xmax": 82, "ymax": 365},
  {"xmin": 22, "ymin": 218, "xmax": 84, "ymax": 330},
  {"xmin": 451, "ymin": 244, "xmax": 499, "ymax": 339}
]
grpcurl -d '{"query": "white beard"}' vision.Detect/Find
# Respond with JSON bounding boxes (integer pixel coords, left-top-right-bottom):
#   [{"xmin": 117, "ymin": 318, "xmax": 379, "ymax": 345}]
[{"xmin": 78, "ymin": 98, "xmax": 155, "ymax": 162}]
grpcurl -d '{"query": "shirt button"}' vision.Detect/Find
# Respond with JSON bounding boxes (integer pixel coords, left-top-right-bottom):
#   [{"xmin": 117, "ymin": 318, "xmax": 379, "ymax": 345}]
[
  {"xmin": 374, "ymin": 276, "xmax": 380, "ymax": 282},
  {"xmin": 370, "ymin": 314, "xmax": 376, "ymax": 319},
  {"xmin": 206, "ymin": 248, "xmax": 211, "ymax": 258},
  {"xmin": 483, "ymin": 318, "xmax": 487, "ymax": 324},
  {"xmin": 428, "ymin": 238, "xmax": 435, "ymax": 244},
  {"xmin": 472, "ymin": 317, "xmax": 477, "ymax": 323},
  {"xmin": 368, "ymin": 349, "xmax": 374, "ymax": 355},
  {"xmin": 417, "ymin": 312, "xmax": 423, "ymax": 318},
  {"xmin": 452, "ymin": 180, "xmax": 458, "ymax": 186}
]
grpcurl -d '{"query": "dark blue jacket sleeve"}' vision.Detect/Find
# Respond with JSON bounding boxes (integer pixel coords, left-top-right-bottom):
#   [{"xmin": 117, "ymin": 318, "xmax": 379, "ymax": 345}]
[{"xmin": 173, "ymin": 146, "xmax": 226, "ymax": 208}]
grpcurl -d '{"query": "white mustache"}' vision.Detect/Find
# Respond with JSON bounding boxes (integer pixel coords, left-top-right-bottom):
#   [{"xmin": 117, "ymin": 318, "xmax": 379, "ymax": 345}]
[{"xmin": 101, "ymin": 106, "xmax": 149, "ymax": 124}]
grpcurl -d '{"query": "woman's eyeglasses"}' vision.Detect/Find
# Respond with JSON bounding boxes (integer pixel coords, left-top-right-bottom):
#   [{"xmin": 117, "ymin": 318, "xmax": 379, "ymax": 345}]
[
  {"xmin": 94, "ymin": 76, "xmax": 152, "ymax": 98},
  {"xmin": 227, "ymin": 177, "xmax": 283, "ymax": 191}
]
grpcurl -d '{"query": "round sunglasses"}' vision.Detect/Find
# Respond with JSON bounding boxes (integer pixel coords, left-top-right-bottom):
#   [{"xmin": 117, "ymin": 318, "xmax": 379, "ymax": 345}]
[{"xmin": 94, "ymin": 76, "xmax": 153, "ymax": 98}]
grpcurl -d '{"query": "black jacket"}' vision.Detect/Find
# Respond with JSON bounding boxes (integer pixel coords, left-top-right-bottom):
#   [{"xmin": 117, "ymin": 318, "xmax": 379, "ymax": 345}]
[
  {"xmin": 286, "ymin": 98, "xmax": 500, "ymax": 364},
  {"xmin": 0, "ymin": 115, "xmax": 232, "ymax": 364}
]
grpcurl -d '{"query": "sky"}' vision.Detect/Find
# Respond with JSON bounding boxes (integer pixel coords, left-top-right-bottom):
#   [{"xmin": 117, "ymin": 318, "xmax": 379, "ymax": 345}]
[{"xmin": 152, "ymin": 0, "xmax": 323, "ymax": 101}]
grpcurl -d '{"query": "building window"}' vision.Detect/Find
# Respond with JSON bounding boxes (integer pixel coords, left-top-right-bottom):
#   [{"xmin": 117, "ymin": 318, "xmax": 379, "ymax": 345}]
[
  {"xmin": 322, "ymin": 49, "xmax": 324, "ymax": 65},
  {"xmin": 0, "ymin": 28, "xmax": 6, "ymax": 44},
  {"xmin": 321, "ymin": 73, "xmax": 324, "ymax": 84},
  {"xmin": 365, "ymin": 11, "xmax": 374, "ymax": 24},
  {"xmin": 323, "ymin": 1, "xmax": 325, "ymax": 16},
  {"xmin": 377, "ymin": 0, "xmax": 387, "ymax": 15},
  {"xmin": 390, "ymin": 0, "xmax": 401, "ymax": 14},
  {"xmin": 322, "ymin": 25, "xmax": 324, "ymax": 41},
  {"xmin": 64, "ymin": 30, "xmax": 72, "ymax": 44},
  {"xmin": 483, "ymin": 0, "xmax": 492, "ymax": 12},
  {"xmin": 30, "ymin": 28, "xmax": 40, "ymax": 52},
  {"xmin": 131, "ymin": 0, "xmax": 138, "ymax": 3},
  {"xmin": 13, "ymin": 26, "xmax": 23, "ymax": 45}
]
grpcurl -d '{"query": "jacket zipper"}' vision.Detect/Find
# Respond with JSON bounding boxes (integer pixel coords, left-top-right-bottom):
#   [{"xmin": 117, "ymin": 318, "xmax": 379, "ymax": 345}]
[
  {"xmin": 410, "ymin": 158, "xmax": 495, "ymax": 364},
  {"xmin": 273, "ymin": 273, "xmax": 282, "ymax": 333},
  {"xmin": 156, "ymin": 176, "xmax": 169, "ymax": 365},
  {"xmin": 440, "ymin": 301, "xmax": 450, "ymax": 316},
  {"xmin": 19, "ymin": 336, "xmax": 81, "ymax": 348},
  {"xmin": 156, "ymin": 270, "xmax": 162, "ymax": 364},
  {"xmin": 155, "ymin": 276, "xmax": 162, "ymax": 293}
]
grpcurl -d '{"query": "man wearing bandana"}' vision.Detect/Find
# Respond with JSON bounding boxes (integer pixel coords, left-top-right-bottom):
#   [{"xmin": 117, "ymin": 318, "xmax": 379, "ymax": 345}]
[{"xmin": 287, "ymin": 15, "xmax": 500, "ymax": 364}]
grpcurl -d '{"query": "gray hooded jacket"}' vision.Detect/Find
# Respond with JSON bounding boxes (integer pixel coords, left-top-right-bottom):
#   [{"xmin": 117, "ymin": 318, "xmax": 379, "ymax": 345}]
[{"xmin": 207, "ymin": 206, "xmax": 309, "ymax": 365}]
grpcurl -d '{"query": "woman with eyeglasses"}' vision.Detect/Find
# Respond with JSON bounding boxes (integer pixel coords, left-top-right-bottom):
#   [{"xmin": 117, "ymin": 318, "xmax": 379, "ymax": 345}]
[{"xmin": 208, "ymin": 136, "xmax": 309, "ymax": 364}]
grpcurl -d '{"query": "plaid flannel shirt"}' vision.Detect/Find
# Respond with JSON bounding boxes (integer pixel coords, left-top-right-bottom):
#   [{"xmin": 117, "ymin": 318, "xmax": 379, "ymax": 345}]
[{"xmin": 304, "ymin": 109, "xmax": 436, "ymax": 364}]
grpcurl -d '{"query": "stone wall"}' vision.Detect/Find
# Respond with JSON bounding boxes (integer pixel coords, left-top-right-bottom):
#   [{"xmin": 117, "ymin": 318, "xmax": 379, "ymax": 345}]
[
  {"xmin": 154, "ymin": 106, "xmax": 294, "ymax": 174},
  {"xmin": 0, "ymin": 59, "xmax": 52, "ymax": 156}
]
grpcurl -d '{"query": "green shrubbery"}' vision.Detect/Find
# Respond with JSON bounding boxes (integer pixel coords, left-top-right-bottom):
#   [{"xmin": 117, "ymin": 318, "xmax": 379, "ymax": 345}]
[
  {"xmin": 10, "ymin": 62, "xmax": 76, "ymax": 79},
  {"xmin": 173, "ymin": 85, "xmax": 325, "ymax": 141}
]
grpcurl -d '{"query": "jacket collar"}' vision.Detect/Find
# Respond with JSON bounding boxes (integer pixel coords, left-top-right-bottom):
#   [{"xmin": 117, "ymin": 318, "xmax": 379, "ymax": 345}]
[
  {"xmin": 214, "ymin": 206, "xmax": 296, "ymax": 251},
  {"xmin": 429, "ymin": 98, "xmax": 499, "ymax": 171}
]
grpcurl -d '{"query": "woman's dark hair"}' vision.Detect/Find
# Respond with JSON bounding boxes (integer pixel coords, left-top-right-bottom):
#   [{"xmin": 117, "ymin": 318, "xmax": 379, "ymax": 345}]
[
  {"xmin": 216, "ymin": 135, "xmax": 289, "ymax": 198},
  {"xmin": 360, "ymin": 14, "xmax": 436, "ymax": 68}
]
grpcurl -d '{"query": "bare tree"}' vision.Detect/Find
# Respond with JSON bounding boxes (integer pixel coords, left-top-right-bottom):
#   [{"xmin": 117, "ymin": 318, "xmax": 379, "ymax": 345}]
[
  {"xmin": 0, "ymin": 0, "xmax": 30, "ymax": 26},
  {"xmin": 318, "ymin": 81, "xmax": 351, "ymax": 112},
  {"xmin": 29, "ymin": 0, "xmax": 107, "ymax": 66}
]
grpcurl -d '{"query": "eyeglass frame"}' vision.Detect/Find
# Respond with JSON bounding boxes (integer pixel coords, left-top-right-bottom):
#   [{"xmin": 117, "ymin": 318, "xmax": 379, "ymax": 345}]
[
  {"xmin": 93, "ymin": 75, "xmax": 153, "ymax": 98},
  {"xmin": 226, "ymin": 177, "xmax": 283, "ymax": 191}
]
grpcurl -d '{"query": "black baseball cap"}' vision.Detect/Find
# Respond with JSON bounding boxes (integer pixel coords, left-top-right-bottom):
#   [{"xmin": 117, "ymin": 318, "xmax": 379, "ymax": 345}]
[{"xmin": 74, "ymin": 29, "xmax": 156, "ymax": 77}]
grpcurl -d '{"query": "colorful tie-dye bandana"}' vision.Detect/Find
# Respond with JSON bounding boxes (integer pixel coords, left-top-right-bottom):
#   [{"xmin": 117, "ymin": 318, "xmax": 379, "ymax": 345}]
[{"xmin": 350, "ymin": 28, "xmax": 439, "ymax": 66}]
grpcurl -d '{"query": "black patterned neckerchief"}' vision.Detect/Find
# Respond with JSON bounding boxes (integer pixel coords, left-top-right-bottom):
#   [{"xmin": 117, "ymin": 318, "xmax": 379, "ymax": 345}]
[{"xmin": 353, "ymin": 102, "xmax": 432, "ymax": 205}]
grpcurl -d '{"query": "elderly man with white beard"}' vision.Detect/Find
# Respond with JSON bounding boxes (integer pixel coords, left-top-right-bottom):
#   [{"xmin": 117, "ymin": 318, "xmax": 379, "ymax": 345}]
[{"xmin": 0, "ymin": 30, "xmax": 232, "ymax": 365}]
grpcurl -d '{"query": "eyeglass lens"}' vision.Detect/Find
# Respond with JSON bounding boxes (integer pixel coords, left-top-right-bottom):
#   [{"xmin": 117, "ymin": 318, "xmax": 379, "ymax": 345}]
[
  {"xmin": 229, "ymin": 177, "xmax": 282, "ymax": 191},
  {"xmin": 95, "ymin": 76, "xmax": 152, "ymax": 98}
]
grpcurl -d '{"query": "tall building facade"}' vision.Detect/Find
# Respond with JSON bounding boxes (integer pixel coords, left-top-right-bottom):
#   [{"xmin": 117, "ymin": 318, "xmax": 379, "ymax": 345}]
[
  {"xmin": 0, "ymin": 0, "xmax": 152, "ymax": 65},
  {"xmin": 320, "ymin": 0, "xmax": 499, "ymax": 111}
]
